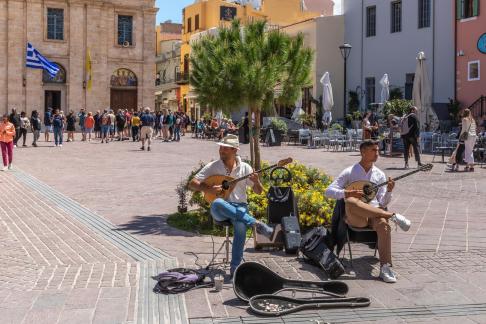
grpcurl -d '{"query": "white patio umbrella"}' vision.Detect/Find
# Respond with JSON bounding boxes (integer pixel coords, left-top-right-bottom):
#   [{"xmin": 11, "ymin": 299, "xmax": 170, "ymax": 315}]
[
  {"xmin": 320, "ymin": 72, "xmax": 333, "ymax": 125},
  {"xmin": 379, "ymin": 73, "xmax": 390, "ymax": 105},
  {"xmin": 215, "ymin": 110, "xmax": 223, "ymax": 124},
  {"xmin": 412, "ymin": 52, "xmax": 439, "ymax": 131},
  {"xmin": 291, "ymin": 94, "xmax": 305, "ymax": 121}
]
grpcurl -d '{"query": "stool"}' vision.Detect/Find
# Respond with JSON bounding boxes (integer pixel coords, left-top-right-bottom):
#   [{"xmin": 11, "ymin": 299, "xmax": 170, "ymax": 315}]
[{"xmin": 208, "ymin": 220, "xmax": 233, "ymax": 268}]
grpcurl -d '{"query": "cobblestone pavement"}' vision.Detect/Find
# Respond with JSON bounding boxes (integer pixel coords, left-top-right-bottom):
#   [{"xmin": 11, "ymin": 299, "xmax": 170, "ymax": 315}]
[{"xmin": 7, "ymin": 134, "xmax": 486, "ymax": 323}]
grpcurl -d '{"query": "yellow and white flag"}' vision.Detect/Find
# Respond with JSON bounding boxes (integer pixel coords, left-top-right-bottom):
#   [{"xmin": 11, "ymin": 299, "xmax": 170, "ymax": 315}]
[{"xmin": 86, "ymin": 49, "xmax": 92, "ymax": 91}]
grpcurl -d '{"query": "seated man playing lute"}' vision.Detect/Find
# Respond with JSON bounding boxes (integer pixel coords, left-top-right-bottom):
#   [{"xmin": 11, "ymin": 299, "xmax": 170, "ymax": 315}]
[
  {"xmin": 188, "ymin": 135, "xmax": 274, "ymax": 278},
  {"xmin": 325, "ymin": 140, "xmax": 411, "ymax": 283}
]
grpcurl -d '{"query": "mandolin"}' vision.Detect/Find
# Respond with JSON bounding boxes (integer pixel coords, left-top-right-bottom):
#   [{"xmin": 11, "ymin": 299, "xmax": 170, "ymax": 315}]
[
  {"xmin": 346, "ymin": 163, "xmax": 433, "ymax": 203},
  {"xmin": 202, "ymin": 157, "xmax": 293, "ymax": 204}
]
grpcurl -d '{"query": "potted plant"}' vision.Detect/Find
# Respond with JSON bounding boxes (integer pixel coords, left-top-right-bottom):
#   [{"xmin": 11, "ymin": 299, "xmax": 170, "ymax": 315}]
[
  {"xmin": 268, "ymin": 118, "xmax": 288, "ymax": 146},
  {"xmin": 330, "ymin": 122, "xmax": 344, "ymax": 134},
  {"xmin": 298, "ymin": 113, "xmax": 315, "ymax": 128},
  {"xmin": 176, "ymin": 180, "xmax": 188, "ymax": 213}
]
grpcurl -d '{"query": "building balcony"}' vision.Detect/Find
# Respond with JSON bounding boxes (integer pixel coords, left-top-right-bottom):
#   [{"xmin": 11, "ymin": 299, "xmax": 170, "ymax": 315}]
[{"xmin": 175, "ymin": 72, "xmax": 189, "ymax": 84}]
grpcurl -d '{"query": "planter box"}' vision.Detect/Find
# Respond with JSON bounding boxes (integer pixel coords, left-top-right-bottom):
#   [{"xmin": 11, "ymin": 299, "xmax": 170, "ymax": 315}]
[{"xmin": 265, "ymin": 128, "xmax": 283, "ymax": 146}]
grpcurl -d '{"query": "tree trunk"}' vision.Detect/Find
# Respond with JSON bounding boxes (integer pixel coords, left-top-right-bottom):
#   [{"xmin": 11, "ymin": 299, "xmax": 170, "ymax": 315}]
[
  {"xmin": 253, "ymin": 108, "xmax": 262, "ymax": 170},
  {"xmin": 248, "ymin": 107, "xmax": 255, "ymax": 167}
]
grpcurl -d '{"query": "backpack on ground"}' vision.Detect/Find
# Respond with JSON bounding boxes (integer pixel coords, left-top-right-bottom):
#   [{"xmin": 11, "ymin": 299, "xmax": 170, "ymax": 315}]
[
  {"xmin": 300, "ymin": 227, "xmax": 345, "ymax": 279},
  {"xmin": 152, "ymin": 268, "xmax": 210, "ymax": 294},
  {"xmin": 399, "ymin": 114, "xmax": 411, "ymax": 136}
]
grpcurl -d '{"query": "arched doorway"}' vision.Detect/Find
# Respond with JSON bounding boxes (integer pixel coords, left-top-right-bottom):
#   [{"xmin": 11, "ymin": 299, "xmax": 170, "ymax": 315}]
[
  {"xmin": 110, "ymin": 68, "xmax": 138, "ymax": 111},
  {"xmin": 43, "ymin": 64, "xmax": 66, "ymax": 113}
]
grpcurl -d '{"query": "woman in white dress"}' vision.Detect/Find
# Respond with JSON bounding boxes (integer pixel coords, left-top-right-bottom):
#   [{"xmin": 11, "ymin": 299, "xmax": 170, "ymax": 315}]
[{"xmin": 460, "ymin": 109, "xmax": 477, "ymax": 172}]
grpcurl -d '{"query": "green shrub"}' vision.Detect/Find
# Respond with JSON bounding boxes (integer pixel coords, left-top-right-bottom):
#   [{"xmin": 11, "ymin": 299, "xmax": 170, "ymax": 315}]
[
  {"xmin": 383, "ymin": 99, "xmax": 412, "ymax": 117},
  {"xmin": 330, "ymin": 123, "xmax": 344, "ymax": 133},
  {"xmin": 270, "ymin": 118, "xmax": 288, "ymax": 133},
  {"xmin": 184, "ymin": 160, "xmax": 336, "ymax": 230}
]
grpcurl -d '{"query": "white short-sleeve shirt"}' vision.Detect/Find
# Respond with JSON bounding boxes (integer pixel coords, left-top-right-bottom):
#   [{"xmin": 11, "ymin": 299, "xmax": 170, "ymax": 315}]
[{"xmin": 194, "ymin": 156, "xmax": 254, "ymax": 204}]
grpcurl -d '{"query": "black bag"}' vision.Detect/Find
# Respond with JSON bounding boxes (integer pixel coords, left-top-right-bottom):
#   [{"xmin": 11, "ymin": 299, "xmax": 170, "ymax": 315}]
[
  {"xmin": 152, "ymin": 268, "xmax": 210, "ymax": 294},
  {"xmin": 300, "ymin": 227, "xmax": 345, "ymax": 279},
  {"xmin": 267, "ymin": 186, "xmax": 298, "ymax": 224},
  {"xmin": 281, "ymin": 216, "xmax": 301, "ymax": 254}
]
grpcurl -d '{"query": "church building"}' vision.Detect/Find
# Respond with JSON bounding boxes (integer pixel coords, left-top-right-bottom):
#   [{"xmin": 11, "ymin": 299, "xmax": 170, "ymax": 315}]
[{"xmin": 0, "ymin": 0, "xmax": 157, "ymax": 115}]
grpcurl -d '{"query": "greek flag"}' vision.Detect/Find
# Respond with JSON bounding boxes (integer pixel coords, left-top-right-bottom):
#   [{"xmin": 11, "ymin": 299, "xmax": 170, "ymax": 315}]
[{"xmin": 26, "ymin": 43, "xmax": 59, "ymax": 77}]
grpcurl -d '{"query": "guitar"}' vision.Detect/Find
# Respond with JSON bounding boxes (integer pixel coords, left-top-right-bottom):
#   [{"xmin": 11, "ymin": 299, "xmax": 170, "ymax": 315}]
[
  {"xmin": 345, "ymin": 163, "xmax": 433, "ymax": 203},
  {"xmin": 202, "ymin": 157, "xmax": 293, "ymax": 204}
]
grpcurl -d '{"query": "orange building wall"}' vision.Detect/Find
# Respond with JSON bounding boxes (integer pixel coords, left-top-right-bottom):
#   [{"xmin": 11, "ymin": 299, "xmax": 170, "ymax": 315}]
[{"xmin": 456, "ymin": 0, "xmax": 486, "ymax": 109}]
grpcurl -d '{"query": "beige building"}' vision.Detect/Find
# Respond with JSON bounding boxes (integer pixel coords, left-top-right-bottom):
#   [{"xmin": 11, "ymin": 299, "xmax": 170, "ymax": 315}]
[
  {"xmin": 155, "ymin": 21, "xmax": 182, "ymax": 112},
  {"xmin": 280, "ymin": 15, "xmax": 345, "ymax": 119},
  {"xmin": 0, "ymin": 0, "xmax": 157, "ymax": 116}
]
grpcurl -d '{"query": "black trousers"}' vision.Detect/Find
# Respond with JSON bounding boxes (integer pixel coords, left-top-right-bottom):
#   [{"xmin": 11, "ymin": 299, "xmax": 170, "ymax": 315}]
[
  {"xmin": 19, "ymin": 128, "xmax": 27, "ymax": 145},
  {"xmin": 402, "ymin": 136, "xmax": 421, "ymax": 164},
  {"xmin": 13, "ymin": 127, "xmax": 21, "ymax": 145},
  {"xmin": 455, "ymin": 143, "xmax": 465, "ymax": 164}
]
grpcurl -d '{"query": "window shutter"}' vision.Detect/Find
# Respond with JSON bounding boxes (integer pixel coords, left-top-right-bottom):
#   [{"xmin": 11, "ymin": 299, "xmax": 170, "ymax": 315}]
[
  {"xmin": 456, "ymin": 0, "xmax": 463, "ymax": 19},
  {"xmin": 473, "ymin": 0, "xmax": 479, "ymax": 16}
]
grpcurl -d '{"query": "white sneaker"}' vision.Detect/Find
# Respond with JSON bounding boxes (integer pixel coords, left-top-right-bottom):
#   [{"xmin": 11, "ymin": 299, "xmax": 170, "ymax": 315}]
[
  {"xmin": 7, "ymin": 164, "xmax": 12, "ymax": 170},
  {"xmin": 1, "ymin": 166, "xmax": 6, "ymax": 171},
  {"xmin": 379, "ymin": 264, "xmax": 397, "ymax": 283},
  {"xmin": 59, "ymin": 144, "xmax": 63, "ymax": 147},
  {"xmin": 390, "ymin": 213, "xmax": 411, "ymax": 232}
]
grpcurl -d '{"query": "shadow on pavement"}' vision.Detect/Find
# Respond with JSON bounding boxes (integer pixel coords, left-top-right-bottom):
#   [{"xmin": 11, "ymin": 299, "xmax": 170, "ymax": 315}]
[{"xmin": 115, "ymin": 214, "xmax": 199, "ymax": 237}]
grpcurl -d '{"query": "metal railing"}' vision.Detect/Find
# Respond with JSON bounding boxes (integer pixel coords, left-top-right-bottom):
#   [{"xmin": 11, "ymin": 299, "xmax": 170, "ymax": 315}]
[
  {"xmin": 469, "ymin": 95, "xmax": 486, "ymax": 120},
  {"xmin": 175, "ymin": 72, "xmax": 189, "ymax": 84}
]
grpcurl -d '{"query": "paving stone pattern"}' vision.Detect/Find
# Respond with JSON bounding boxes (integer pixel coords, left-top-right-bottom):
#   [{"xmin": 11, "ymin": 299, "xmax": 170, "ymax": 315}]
[
  {"xmin": 0, "ymin": 168, "xmax": 187, "ymax": 324},
  {"xmin": 8, "ymin": 135, "xmax": 486, "ymax": 323}
]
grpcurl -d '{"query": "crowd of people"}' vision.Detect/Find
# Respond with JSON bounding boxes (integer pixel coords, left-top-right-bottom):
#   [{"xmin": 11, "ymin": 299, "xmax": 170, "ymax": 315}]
[
  {"xmin": 0, "ymin": 107, "xmax": 194, "ymax": 170},
  {"xmin": 5, "ymin": 107, "xmax": 192, "ymax": 147}
]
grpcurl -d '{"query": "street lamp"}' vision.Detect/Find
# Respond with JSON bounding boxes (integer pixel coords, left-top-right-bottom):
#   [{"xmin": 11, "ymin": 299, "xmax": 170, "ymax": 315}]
[{"xmin": 339, "ymin": 43, "xmax": 352, "ymax": 117}]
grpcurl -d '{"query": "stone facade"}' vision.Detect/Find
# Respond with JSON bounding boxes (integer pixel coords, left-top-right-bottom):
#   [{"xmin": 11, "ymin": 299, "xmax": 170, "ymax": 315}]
[{"xmin": 0, "ymin": 0, "xmax": 157, "ymax": 116}]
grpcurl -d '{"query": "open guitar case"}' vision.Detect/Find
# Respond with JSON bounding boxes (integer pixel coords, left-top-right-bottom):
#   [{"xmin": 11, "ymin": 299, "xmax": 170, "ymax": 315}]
[
  {"xmin": 253, "ymin": 167, "xmax": 300, "ymax": 252},
  {"xmin": 233, "ymin": 261, "xmax": 370, "ymax": 317}
]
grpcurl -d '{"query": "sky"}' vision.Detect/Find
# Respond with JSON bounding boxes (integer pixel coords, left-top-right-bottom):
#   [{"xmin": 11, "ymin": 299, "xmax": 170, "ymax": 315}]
[{"xmin": 155, "ymin": 0, "xmax": 342, "ymax": 25}]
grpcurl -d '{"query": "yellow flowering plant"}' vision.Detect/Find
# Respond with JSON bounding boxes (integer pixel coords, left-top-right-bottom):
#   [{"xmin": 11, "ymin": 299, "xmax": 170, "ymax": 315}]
[
  {"xmin": 247, "ymin": 161, "xmax": 335, "ymax": 227},
  {"xmin": 185, "ymin": 160, "xmax": 335, "ymax": 228}
]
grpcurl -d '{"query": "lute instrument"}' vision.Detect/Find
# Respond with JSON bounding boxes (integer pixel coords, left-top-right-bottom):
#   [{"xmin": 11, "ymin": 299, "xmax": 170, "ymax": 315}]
[
  {"xmin": 346, "ymin": 163, "xmax": 433, "ymax": 203},
  {"xmin": 202, "ymin": 157, "xmax": 293, "ymax": 204}
]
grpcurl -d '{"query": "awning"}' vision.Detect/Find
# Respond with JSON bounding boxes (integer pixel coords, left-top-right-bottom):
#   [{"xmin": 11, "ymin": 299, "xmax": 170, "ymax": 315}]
[{"xmin": 186, "ymin": 91, "xmax": 198, "ymax": 99}]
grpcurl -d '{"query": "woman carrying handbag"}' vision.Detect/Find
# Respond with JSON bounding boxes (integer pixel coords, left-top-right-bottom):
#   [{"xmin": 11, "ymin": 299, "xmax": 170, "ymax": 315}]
[{"xmin": 459, "ymin": 109, "xmax": 477, "ymax": 172}]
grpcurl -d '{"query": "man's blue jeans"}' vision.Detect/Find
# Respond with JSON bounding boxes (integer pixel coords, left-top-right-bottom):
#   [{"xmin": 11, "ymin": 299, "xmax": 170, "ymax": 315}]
[
  {"xmin": 210, "ymin": 198, "xmax": 256, "ymax": 270},
  {"xmin": 53, "ymin": 127, "xmax": 63, "ymax": 145}
]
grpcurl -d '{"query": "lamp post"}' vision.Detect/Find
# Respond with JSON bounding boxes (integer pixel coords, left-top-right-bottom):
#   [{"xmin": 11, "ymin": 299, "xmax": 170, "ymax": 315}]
[{"xmin": 339, "ymin": 43, "xmax": 352, "ymax": 117}]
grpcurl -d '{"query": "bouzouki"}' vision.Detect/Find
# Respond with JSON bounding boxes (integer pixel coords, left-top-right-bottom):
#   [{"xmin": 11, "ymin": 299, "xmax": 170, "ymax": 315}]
[
  {"xmin": 202, "ymin": 157, "xmax": 293, "ymax": 204},
  {"xmin": 346, "ymin": 163, "xmax": 433, "ymax": 203}
]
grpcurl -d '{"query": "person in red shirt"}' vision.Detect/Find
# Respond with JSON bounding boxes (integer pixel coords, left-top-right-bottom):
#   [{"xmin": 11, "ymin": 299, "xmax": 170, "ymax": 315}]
[{"xmin": 84, "ymin": 112, "xmax": 95, "ymax": 142}]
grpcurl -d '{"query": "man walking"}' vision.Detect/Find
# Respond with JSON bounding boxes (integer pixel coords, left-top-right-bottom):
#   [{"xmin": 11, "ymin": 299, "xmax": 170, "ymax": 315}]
[
  {"xmin": 401, "ymin": 106, "xmax": 422, "ymax": 169},
  {"xmin": 31, "ymin": 110, "xmax": 42, "ymax": 147},
  {"xmin": 140, "ymin": 107, "xmax": 155, "ymax": 151}
]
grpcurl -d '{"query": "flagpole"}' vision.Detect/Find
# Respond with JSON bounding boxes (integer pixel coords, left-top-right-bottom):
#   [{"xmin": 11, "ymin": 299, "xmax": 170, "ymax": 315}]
[
  {"xmin": 23, "ymin": 1, "xmax": 27, "ymax": 112},
  {"xmin": 83, "ymin": 4, "xmax": 87, "ymax": 110}
]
